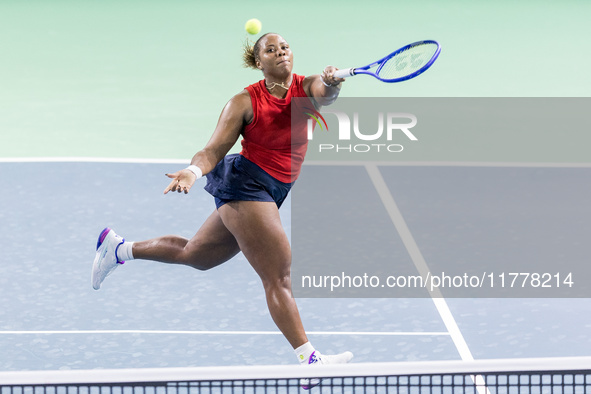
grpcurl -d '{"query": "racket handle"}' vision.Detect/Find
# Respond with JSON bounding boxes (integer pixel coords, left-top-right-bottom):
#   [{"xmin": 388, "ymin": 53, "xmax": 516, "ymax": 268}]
[{"xmin": 333, "ymin": 68, "xmax": 355, "ymax": 79}]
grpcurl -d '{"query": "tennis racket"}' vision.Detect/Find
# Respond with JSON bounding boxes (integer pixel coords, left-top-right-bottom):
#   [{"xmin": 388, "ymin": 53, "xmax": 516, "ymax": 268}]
[{"xmin": 333, "ymin": 40, "xmax": 441, "ymax": 83}]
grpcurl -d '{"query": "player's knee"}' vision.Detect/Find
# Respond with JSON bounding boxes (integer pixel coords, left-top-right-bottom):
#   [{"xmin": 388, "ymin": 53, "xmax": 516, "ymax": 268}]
[
  {"xmin": 183, "ymin": 247, "xmax": 233, "ymax": 271},
  {"xmin": 261, "ymin": 272, "xmax": 292, "ymax": 292},
  {"xmin": 187, "ymin": 261, "xmax": 212, "ymax": 271},
  {"xmin": 183, "ymin": 253, "xmax": 218, "ymax": 271},
  {"xmin": 174, "ymin": 248, "xmax": 206, "ymax": 270}
]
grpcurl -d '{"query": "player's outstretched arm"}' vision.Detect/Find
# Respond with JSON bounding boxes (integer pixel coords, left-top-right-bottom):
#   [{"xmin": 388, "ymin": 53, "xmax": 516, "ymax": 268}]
[{"xmin": 164, "ymin": 91, "xmax": 252, "ymax": 194}]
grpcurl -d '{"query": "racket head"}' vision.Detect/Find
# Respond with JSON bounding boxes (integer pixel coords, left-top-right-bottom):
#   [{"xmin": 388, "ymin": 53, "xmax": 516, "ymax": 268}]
[{"xmin": 357, "ymin": 40, "xmax": 441, "ymax": 83}]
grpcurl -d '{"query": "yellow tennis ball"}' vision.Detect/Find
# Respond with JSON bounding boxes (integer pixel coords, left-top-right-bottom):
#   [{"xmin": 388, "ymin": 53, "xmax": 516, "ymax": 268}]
[{"xmin": 245, "ymin": 18, "xmax": 262, "ymax": 35}]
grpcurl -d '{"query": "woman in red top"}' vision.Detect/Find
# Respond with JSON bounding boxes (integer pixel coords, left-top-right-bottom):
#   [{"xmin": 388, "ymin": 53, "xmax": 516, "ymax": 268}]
[{"xmin": 92, "ymin": 33, "xmax": 352, "ymax": 369}]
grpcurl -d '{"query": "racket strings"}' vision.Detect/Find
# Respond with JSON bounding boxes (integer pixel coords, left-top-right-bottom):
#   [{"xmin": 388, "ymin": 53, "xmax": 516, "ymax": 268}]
[{"xmin": 378, "ymin": 43, "xmax": 439, "ymax": 80}]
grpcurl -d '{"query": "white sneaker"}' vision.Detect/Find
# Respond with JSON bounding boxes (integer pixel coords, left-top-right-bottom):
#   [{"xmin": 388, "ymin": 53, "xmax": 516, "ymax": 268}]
[
  {"xmin": 92, "ymin": 228, "xmax": 125, "ymax": 290},
  {"xmin": 300, "ymin": 350, "xmax": 354, "ymax": 390}
]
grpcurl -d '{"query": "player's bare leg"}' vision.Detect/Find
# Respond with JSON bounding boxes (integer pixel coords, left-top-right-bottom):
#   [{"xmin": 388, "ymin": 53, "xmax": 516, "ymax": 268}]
[
  {"xmin": 217, "ymin": 200, "xmax": 352, "ymax": 385},
  {"xmin": 217, "ymin": 200, "xmax": 308, "ymax": 348},
  {"xmin": 132, "ymin": 209, "xmax": 240, "ymax": 270}
]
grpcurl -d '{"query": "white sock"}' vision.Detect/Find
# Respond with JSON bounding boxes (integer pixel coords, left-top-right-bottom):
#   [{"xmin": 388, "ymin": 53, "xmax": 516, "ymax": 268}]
[
  {"xmin": 116, "ymin": 241, "xmax": 134, "ymax": 262},
  {"xmin": 295, "ymin": 341, "xmax": 317, "ymax": 364}
]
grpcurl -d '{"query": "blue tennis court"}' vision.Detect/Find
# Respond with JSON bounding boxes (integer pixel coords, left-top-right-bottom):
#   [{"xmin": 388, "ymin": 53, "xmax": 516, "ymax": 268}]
[{"xmin": 1, "ymin": 161, "xmax": 591, "ymax": 371}]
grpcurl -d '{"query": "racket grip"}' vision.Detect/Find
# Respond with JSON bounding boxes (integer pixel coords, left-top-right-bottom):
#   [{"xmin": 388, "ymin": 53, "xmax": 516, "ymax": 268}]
[{"xmin": 333, "ymin": 68, "xmax": 355, "ymax": 79}]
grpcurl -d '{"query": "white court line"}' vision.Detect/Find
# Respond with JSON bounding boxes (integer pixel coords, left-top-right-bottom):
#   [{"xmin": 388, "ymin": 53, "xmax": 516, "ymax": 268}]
[
  {"xmin": 1, "ymin": 157, "xmax": 591, "ymax": 168},
  {"xmin": 364, "ymin": 164, "xmax": 473, "ymax": 359},
  {"xmin": 0, "ymin": 157, "xmax": 189, "ymax": 164},
  {"xmin": 0, "ymin": 330, "xmax": 449, "ymax": 336},
  {"xmin": 0, "ymin": 157, "xmax": 452, "ymax": 339},
  {"xmin": 365, "ymin": 164, "xmax": 490, "ymax": 394}
]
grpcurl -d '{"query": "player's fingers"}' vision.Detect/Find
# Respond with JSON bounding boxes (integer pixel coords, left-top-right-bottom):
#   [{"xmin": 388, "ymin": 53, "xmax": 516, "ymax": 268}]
[
  {"xmin": 330, "ymin": 72, "xmax": 345, "ymax": 83},
  {"xmin": 322, "ymin": 66, "xmax": 343, "ymax": 85},
  {"xmin": 322, "ymin": 74, "xmax": 342, "ymax": 87},
  {"xmin": 164, "ymin": 179, "xmax": 178, "ymax": 194},
  {"xmin": 324, "ymin": 66, "xmax": 338, "ymax": 77}
]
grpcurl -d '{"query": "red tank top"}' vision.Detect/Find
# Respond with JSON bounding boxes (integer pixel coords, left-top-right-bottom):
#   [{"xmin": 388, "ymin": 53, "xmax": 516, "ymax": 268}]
[{"xmin": 241, "ymin": 74, "xmax": 312, "ymax": 183}]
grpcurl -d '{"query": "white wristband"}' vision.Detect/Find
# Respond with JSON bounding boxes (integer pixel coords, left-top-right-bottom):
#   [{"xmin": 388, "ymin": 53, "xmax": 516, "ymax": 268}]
[{"xmin": 185, "ymin": 165, "xmax": 203, "ymax": 179}]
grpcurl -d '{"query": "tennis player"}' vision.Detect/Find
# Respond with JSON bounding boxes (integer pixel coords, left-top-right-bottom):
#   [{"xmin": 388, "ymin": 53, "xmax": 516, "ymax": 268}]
[{"xmin": 92, "ymin": 33, "xmax": 352, "ymax": 370}]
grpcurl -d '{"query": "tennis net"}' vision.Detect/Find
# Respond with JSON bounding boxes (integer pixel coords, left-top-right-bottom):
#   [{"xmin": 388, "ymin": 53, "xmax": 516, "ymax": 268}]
[{"xmin": 1, "ymin": 356, "xmax": 591, "ymax": 393}]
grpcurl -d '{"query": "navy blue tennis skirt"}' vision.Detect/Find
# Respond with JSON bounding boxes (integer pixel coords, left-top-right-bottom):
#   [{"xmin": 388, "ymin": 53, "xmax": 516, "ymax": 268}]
[{"xmin": 204, "ymin": 154, "xmax": 293, "ymax": 209}]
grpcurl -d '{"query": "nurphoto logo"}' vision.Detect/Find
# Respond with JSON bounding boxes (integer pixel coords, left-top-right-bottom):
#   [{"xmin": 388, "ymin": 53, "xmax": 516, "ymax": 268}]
[{"xmin": 306, "ymin": 108, "xmax": 418, "ymax": 154}]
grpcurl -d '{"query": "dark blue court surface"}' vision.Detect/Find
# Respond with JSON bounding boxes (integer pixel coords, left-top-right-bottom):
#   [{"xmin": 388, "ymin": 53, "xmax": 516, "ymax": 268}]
[{"xmin": 0, "ymin": 162, "xmax": 590, "ymax": 371}]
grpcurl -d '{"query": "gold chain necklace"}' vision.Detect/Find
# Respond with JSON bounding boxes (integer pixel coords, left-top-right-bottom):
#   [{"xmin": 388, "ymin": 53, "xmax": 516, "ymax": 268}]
[{"xmin": 266, "ymin": 81, "xmax": 290, "ymax": 90}]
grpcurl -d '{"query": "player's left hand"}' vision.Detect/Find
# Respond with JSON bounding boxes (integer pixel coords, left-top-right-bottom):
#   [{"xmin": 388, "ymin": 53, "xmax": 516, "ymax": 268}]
[{"xmin": 163, "ymin": 170, "xmax": 196, "ymax": 194}]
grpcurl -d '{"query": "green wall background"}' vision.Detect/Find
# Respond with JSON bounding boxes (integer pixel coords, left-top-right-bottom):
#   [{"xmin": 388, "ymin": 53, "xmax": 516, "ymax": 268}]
[{"xmin": 1, "ymin": 0, "xmax": 589, "ymax": 159}]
